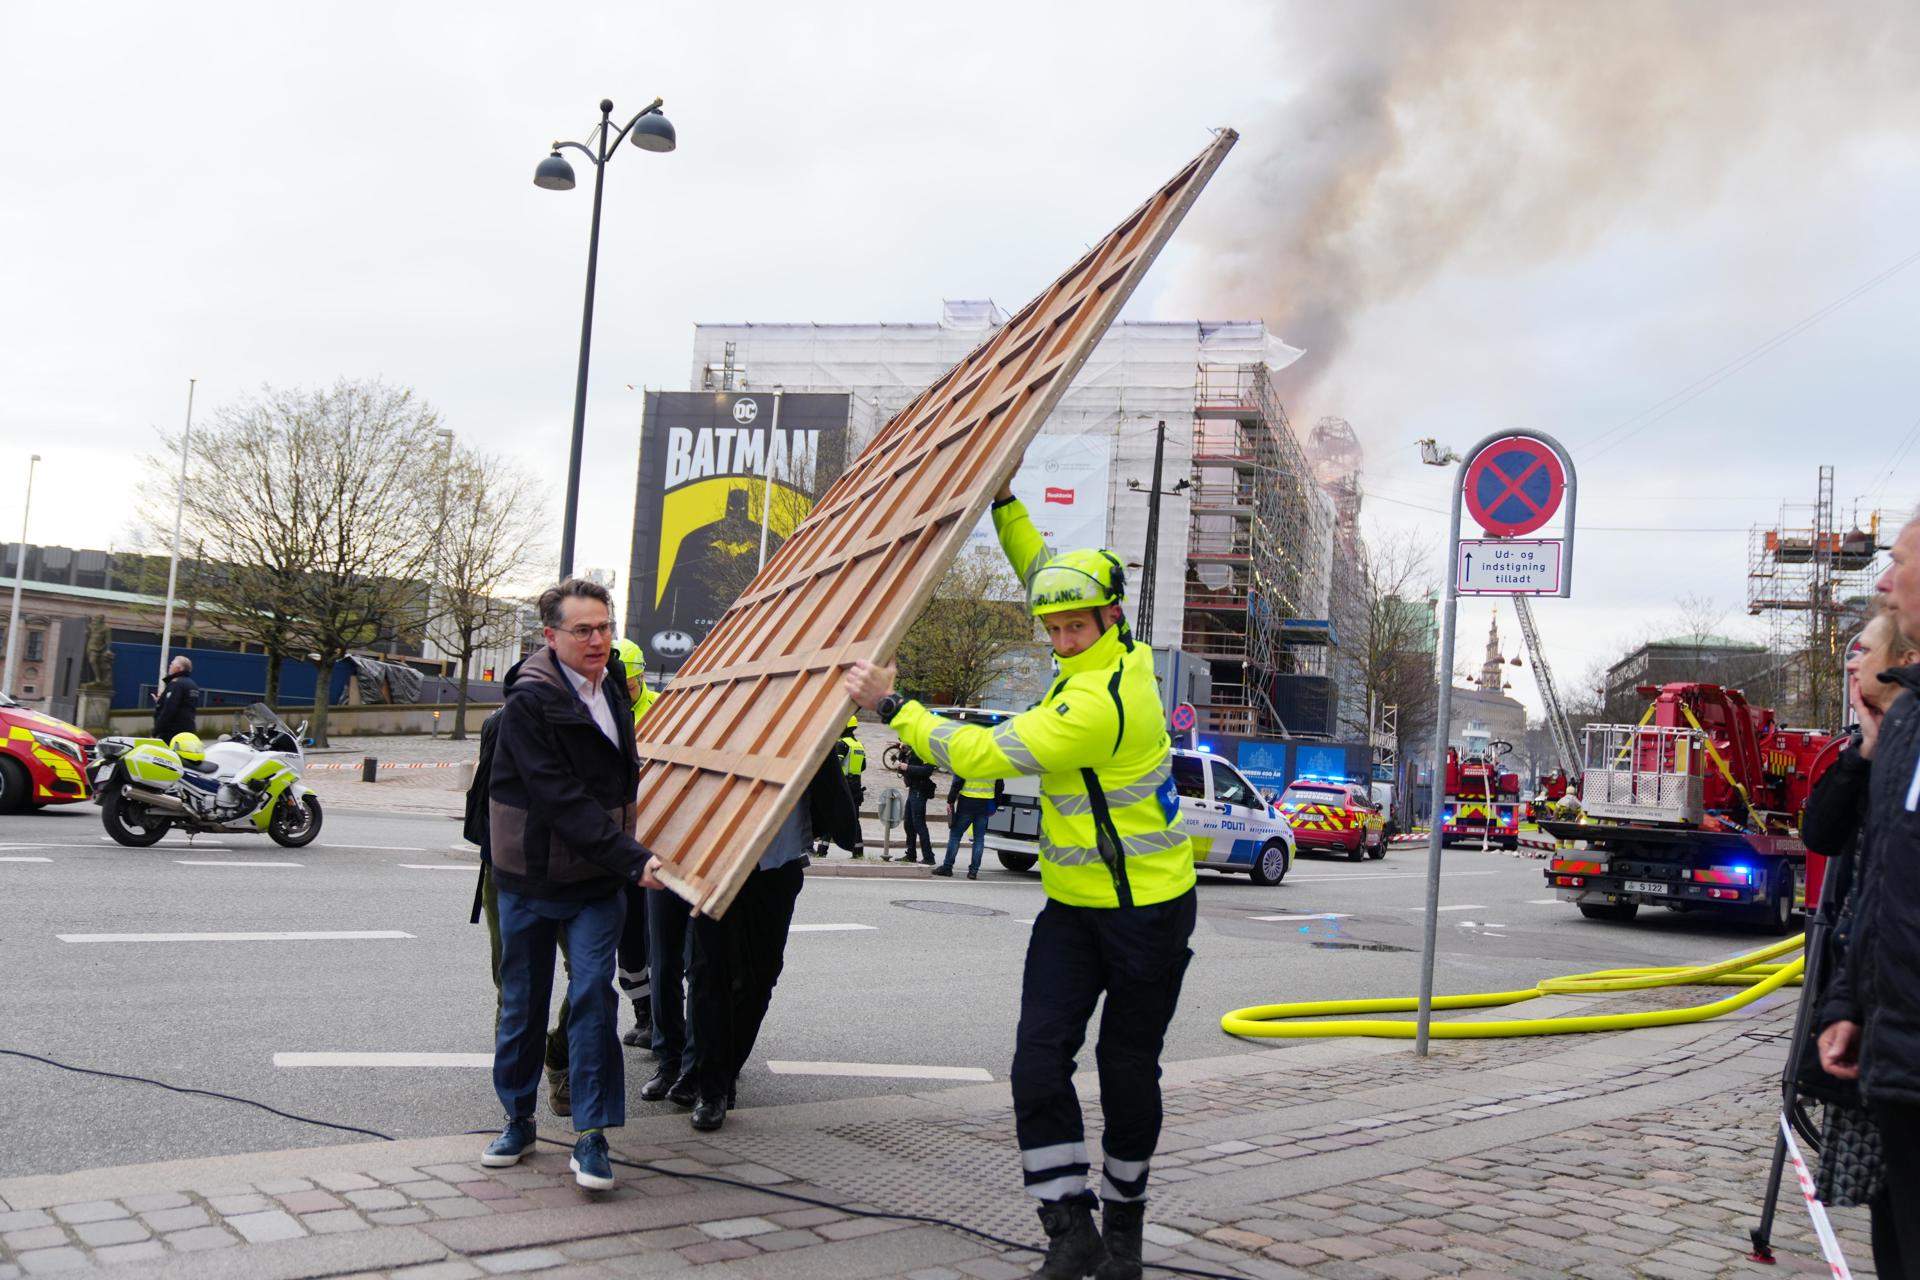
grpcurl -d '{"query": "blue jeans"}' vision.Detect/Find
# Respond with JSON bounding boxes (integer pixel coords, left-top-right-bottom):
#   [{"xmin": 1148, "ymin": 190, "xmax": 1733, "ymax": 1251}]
[
  {"xmin": 944, "ymin": 798, "xmax": 991, "ymax": 874},
  {"xmin": 646, "ymin": 886, "xmax": 695, "ymax": 1078},
  {"xmin": 494, "ymin": 889, "xmax": 625, "ymax": 1132}
]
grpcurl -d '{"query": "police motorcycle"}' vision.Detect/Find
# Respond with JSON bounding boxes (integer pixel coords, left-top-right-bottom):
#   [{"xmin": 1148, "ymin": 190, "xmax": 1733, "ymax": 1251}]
[{"xmin": 90, "ymin": 703, "xmax": 323, "ymax": 848}]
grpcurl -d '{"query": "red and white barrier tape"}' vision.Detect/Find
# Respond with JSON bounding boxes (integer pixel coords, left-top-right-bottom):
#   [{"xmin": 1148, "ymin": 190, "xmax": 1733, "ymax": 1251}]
[
  {"xmin": 304, "ymin": 761, "xmax": 470, "ymax": 772},
  {"xmin": 1778, "ymin": 1113, "xmax": 1853, "ymax": 1279}
]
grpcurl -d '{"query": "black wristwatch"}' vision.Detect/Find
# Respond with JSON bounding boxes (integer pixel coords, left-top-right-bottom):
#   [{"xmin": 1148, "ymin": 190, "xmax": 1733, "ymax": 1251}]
[{"xmin": 876, "ymin": 693, "xmax": 906, "ymax": 723}]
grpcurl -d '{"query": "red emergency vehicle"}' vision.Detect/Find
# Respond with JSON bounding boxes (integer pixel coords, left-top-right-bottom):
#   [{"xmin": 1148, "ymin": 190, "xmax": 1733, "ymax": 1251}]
[
  {"xmin": 0, "ymin": 692, "xmax": 95, "ymax": 812},
  {"xmin": 1541, "ymin": 682, "xmax": 1839, "ymax": 930},
  {"xmin": 1276, "ymin": 777, "xmax": 1388, "ymax": 861},
  {"xmin": 1440, "ymin": 748, "xmax": 1521, "ymax": 850}
]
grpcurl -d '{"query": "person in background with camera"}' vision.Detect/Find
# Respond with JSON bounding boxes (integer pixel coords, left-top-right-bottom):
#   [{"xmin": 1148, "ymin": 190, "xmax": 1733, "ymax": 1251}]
[{"xmin": 895, "ymin": 745, "xmax": 937, "ymax": 866}]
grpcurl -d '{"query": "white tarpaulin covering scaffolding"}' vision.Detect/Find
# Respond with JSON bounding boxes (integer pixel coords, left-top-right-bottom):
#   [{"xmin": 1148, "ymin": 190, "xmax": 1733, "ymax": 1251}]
[{"xmin": 678, "ymin": 306, "xmax": 1319, "ymax": 651}]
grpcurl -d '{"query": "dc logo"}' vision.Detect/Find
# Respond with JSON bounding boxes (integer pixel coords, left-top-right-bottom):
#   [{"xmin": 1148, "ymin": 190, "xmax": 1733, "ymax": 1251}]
[{"xmin": 732, "ymin": 399, "xmax": 759, "ymax": 425}]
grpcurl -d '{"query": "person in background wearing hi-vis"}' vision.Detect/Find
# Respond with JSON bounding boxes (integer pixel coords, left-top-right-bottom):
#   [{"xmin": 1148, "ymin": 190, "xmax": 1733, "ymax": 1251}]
[
  {"xmin": 613, "ymin": 639, "xmax": 659, "ymax": 1052},
  {"xmin": 814, "ymin": 716, "xmax": 867, "ymax": 858},
  {"xmin": 846, "ymin": 469, "xmax": 1196, "ymax": 1280},
  {"xmin": 936, "ymin": 772, "xmax": 999, "ymax": 879}
]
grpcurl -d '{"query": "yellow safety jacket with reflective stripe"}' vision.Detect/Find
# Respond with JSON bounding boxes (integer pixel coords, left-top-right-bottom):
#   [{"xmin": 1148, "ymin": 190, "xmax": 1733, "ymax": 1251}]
[
  {"xmin": 958, "ymin": 776, "xmax": 996, "ymax": 802},
  {"xmin": 842, "ymin": 735, "xmax": 867, "ymax": 776},
  {"xmin": 888, "ymin": 499, "xmax": 1195, "ymax": 909}
]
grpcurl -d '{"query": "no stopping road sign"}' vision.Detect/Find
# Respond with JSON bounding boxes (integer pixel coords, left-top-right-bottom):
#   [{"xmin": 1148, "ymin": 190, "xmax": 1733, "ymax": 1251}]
[{"xmin": 1463, "ymin": 436, "xmax": 1566, "ymax": 538}]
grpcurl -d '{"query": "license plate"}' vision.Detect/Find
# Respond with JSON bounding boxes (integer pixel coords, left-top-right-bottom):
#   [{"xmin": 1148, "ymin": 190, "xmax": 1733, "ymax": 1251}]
[{"xmin": 1624, "ymin": 879, "xmax": 1667, "ymax": 895}]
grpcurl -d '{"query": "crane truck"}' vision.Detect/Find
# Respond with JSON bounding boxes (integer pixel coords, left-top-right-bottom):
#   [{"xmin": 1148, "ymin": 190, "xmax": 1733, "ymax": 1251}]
[{"xmin": 1541, "ymin": 681, "xmax": 1839, "ymax": 931}]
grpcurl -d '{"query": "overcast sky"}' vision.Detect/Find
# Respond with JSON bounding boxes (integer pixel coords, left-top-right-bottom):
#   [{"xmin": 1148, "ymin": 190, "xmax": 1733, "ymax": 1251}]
[{"xmin": 4, "ymin": 1, "xmax": 1914, "ymax": 717}]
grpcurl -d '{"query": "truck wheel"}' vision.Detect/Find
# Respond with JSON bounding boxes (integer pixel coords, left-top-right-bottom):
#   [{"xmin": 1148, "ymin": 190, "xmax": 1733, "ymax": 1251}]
[
  {"xmin": 1578, "ymin": 902, "xmax": 1639, "ymax": 923},
  {"xmin": 101, "ymin": 789, "xmax": 172, "ymax": 848},
  {"xmin": 0, "ymin": 756, "xmax": 28, "ymax": 814},
  {"xmin": 996, "ymin": 851, "xmax": 1038, "ymax": 874},
  {"xmin": 1759, "ymin": 862, "xmax": 1798, "ymax": 936},
  {"xmin": 1249, "ymin": 840, "xmax": 1290, "ymax": 886}
]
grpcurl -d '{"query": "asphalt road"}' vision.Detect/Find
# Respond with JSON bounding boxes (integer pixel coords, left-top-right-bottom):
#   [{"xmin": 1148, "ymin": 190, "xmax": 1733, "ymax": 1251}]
[{"xmin": 0, "ymin": 801, "xmax": 1790, "ymax": 1177}]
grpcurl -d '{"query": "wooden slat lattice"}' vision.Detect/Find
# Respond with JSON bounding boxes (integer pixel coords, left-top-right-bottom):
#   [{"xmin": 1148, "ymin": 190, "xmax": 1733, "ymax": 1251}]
[{"xmin": 641, "ymin": 129, "xmax": 1239, "ymax": 916}]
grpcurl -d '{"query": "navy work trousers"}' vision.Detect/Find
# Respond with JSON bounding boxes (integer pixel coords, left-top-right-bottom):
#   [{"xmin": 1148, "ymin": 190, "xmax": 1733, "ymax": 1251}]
[{"xmin": 1010, "ymin": 889, "xmax": 1196, "ymax": 1204}]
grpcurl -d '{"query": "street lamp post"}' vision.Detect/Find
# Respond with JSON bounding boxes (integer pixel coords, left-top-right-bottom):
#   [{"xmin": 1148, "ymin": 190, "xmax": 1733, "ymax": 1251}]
[
  {"xmin": 3, "ymin": 454, "xmax": 43, "ymax": 699},
  {"xmin": 534, "ymin": 96, "xmax": 677, "ymax": 580},
  {"xmin": 157, "ymin": 378, "xmax": 196, "ymax": 694}
]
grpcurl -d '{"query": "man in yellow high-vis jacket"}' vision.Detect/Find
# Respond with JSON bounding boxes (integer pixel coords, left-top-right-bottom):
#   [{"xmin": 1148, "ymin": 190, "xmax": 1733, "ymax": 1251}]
[{"xmin": 847, "ymin": 477, "xmax": 1196, "ymax": 1280}]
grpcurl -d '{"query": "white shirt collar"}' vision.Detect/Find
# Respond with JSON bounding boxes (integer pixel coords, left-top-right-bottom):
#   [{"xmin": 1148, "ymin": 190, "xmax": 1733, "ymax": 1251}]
[{"xmin": 557, "ymin": 658, "xmax": 604, "ymax": 698}]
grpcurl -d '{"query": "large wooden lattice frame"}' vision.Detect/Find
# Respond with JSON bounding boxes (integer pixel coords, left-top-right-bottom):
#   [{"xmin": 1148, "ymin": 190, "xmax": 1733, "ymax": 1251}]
[{"xmin": 639, "ymin": 130, "xmax": 1238, "ymax": 917}]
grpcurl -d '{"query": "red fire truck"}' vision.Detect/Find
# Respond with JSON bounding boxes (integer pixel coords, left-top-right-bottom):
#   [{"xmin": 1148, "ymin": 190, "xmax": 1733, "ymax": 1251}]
[
  {"xmin": 1440, "ymin": 747, "xmax": 1522, "ymax": 850},
  {"xmin": 1541, "ymin": 682, "xmax": 1839, "ymax": 931}
]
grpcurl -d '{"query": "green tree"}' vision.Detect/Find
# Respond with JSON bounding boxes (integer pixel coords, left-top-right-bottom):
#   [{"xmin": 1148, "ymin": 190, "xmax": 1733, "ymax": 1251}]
[{"xmin": 895, "ymin": 546, "xmax": 1037, "ymax": 707}]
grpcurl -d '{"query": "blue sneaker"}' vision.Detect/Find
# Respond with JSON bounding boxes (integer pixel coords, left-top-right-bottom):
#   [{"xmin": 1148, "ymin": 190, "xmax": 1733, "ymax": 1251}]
[
  {"xmin": 570, "ymin": 1130, "xmax": 614, "ymax": 1190},
  {"xmin": 481, "ymin": 1118, "xmax": 536, "ymax": 1168}
]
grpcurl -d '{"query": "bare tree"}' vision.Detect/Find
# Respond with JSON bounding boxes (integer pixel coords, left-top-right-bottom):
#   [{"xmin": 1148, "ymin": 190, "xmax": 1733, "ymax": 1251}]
[
  {"xmin": 895, "ymin": 546, "xmax": 1038, "ymax": 707},
  {"xmin": 424, "ymin": 446, "xmax": 548, "ymax": 739},
  {"xmin": 139, "ymin": 391, "xmax": 333, "ymax": 705},
  {"xmin": 1352, "ymin": 529, "xmax": 1441, "ymax": 762},
  {"xmin": 281, "ymin": 381, "xmax": 442, "ymax": 746}
]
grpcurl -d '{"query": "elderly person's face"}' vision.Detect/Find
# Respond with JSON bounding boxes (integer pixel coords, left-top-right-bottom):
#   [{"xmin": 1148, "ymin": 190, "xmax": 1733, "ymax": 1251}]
[
  {"xmin": 1879, "ymin": 521, "xmax": 1920, "ymax": 639},
  {"xmin": 1849, "ymin": 613, "xmax": 1919, "ymax": 714}
]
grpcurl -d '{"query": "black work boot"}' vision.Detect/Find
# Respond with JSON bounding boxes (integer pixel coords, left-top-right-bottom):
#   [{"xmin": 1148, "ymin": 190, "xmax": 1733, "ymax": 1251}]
[
  {"xmin": 1034, "ymin": 1193, "xmax": 1106, "ymax": 1278},
  {"xmin": 1095, "ymin": 1200, "xmax": 1145, "ymax": 1280},
  {"xmin": 621, "ymin": 1000, "xmax": 653, "ymax": 1048}
]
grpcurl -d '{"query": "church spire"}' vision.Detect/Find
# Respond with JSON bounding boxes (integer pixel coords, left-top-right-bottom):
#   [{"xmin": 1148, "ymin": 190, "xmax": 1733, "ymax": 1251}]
[{"xmin": 1479, "ymin": 614, "xmax": 1504, "ymax": 692}]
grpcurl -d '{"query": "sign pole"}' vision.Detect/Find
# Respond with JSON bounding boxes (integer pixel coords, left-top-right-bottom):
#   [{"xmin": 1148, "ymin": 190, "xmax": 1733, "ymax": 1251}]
[
  {"xmin": 1414, "ymin": 464, "xmax": 1466, "ymax": 1057},
  {"xmin": 1415, "ymin": 428, "xmax": 1577, "ymax": 1055}
]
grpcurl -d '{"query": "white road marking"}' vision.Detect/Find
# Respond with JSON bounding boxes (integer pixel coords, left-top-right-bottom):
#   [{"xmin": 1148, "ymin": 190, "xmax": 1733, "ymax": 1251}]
[
  {"xmin": 1527, "ymin": 898, "xmax": 1563, "ymax": 905},
  {"xmin": 0, "ymin": 856, "xmax": 53, "ymax": 863},
  {"xmin": 789, "ymin": 923, "xmax": 877, "ymax": 932},
  {"xmin": 766, "ymin": 1060, "xmax": 993, "ymax": 1082},
  {"xmin": 274, "ymin": 1052, "xmax": 491, "ymax": 1068},
  {"xmin": 1250, "ymin": 913, "xmax": 1352, "ymax": 923},
  {"xmin": 59, "ymin": 930, "xmax": 415, "ymax": 943},
  {"xmin": 398, "ymin": 864, "xmax": 473, "ymax": 871},
  {"xmin": 100, "ymin": 838, "xmax": 238, "ymax": 850},
  {"xmin": 328, "ymin": 845, "xmax": 427, "ymax": 852},
  {"xmin": 175, "ymin": 860, "xmax": 303, "ymax": 868},
  {"xmin": 1288, "ymin": 871, "xmax": 1501, "ymax": 883},
  {"xmin": 1405, "ymin": 904, "xmax": 1487, "ymax": 913}
]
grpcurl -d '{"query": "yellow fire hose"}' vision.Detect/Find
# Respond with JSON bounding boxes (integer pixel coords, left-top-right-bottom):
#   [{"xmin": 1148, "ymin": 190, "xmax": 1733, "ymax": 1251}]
[{"xmin": 1222, "ymin": 934, "xmax": 1805, "ymax": 1040}]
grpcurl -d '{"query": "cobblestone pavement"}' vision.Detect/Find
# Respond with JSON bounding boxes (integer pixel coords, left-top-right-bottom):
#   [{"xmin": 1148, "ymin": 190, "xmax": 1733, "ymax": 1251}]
[{"xmin": 0, "ymin": 981, "xmax": 1872, "ymax": 1279}]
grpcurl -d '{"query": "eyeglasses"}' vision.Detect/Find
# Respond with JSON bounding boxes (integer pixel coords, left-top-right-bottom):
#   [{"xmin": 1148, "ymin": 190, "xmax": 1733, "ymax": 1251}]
[{"xmin": 555, "ymin": 622, "xmax": 614, "ymax": 641}]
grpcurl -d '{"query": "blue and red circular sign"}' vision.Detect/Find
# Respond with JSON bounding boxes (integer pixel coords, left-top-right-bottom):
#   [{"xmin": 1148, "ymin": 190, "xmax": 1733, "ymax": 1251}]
[
  {"xmin": 1463, "ymin": 436, "xmax": 1566, "ymax": 537},
  {"xmin": 1170, "ymin": 702, "xmax": 1196, "ymax": 733}
]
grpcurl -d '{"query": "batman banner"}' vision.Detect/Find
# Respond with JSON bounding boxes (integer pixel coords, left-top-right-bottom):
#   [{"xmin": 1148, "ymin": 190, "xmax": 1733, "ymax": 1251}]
[{"xmin": 625, "ymin": 391, "xmax": 850, "ymax": 672}]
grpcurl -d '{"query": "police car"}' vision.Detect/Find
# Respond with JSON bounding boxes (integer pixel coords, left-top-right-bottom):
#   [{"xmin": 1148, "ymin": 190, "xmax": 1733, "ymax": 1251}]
[{"xmin": 972, "ymin": 730, "xmax": 1296, "ymax": 887}]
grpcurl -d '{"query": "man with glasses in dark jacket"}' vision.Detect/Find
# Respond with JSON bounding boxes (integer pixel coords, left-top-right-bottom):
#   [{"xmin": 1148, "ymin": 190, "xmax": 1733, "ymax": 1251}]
[
  {"xmin": 1819, "ymin": 515, "xmax": 1920, "ymax": 1278},
  {"xmin": 479, "ymin": 578, "xmax": 654, "ymax": 1192}
]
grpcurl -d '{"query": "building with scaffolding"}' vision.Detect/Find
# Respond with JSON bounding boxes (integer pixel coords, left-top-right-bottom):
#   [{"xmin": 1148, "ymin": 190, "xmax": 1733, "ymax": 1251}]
[
  {"xmin": 680, "ymin": 302, "xmax": 1342, "ymax": 735},
  {"xmin": 1747, "ymin": 464, "xmax": 1887, "ymax": 727}
]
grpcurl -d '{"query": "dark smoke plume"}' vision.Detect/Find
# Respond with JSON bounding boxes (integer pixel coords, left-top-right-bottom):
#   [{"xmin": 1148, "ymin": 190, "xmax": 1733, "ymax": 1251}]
[{"xmin": 1165, "ymin": 0, "xmax": 1919, "ymax": 405}]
